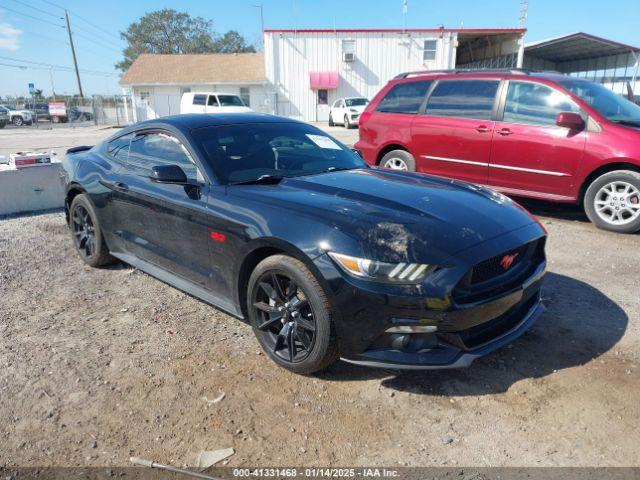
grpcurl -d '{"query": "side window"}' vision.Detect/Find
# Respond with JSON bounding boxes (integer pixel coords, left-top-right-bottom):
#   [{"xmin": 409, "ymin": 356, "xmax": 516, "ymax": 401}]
[
  {"xmin": 376, "ymin": 81, "xmax": 432, "ymax": 114},
  {"xmin": 107, "ymin": 134, "xmax": 132, "ymax": 161},
  {"xmin": 239, "ymin": 87, "xmax": 250, "ymax": 107},
  {"xmin": 192, "ymin": 94, "xmax": 206, "ymax": 106},
  {"xmin": 426, "ymin": 80, "xmax": 499, "ymax": 120},
  {"xmin": 127, "ymin": 132, "xmax": 201, "ymax": 181},
  {"xmin": 207, "ymin": 95, "xmax": 219, "ymax": 107},
  {"xmin": 503, "ymin": 81, "xmax": 581, "ymax": 126},
  {"xmin": 332, "ymin": 100, "xmax": 341, "ymax": 108}
]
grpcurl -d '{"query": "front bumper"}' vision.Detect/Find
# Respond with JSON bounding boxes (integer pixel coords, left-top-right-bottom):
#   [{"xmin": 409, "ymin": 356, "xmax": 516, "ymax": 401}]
[{"xmin": 314, "ymin": 225, "xmax": 546, "ymax": 369}]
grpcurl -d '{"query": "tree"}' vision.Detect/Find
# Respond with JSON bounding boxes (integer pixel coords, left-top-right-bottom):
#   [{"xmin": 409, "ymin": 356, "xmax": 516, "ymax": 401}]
[
  {"xmin": 117, "ymin": 9, "xmax": 256, "ymax": 71},
  {"xmin": 212, "ymin": 30, "xmax": 256, "ymax": 54}
]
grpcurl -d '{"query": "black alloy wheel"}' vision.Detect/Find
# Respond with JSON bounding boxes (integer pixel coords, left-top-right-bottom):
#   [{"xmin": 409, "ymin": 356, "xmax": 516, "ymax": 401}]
[
  {"xmin": 72, "ymin": 205, "xmax": 96, "ymax": 259},
  {"xmin": 247, "ymin": 254, "xmax": 338, "ymax": 374},
  {"xmin": 252, "ymin": 271, "xmax": 316, "ymax": 363}
]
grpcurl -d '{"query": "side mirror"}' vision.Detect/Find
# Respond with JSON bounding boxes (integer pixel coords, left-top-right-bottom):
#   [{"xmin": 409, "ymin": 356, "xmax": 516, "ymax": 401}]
[
  {"xmin": 149, "ymin": 165, "xmax": 188, "ymax": 184},
  {"xmin": 556, "ymin": 112, "xmax": 585, "ymax": 130}
]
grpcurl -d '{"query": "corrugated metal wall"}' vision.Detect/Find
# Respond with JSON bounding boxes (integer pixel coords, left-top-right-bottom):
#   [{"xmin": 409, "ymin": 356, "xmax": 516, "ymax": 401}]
[{"xmin": 265, "ymin": 31, "xmax": 457, "ymax": 121}]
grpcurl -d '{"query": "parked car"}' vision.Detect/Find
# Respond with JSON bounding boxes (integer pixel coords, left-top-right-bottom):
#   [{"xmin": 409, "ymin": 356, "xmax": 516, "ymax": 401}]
[
  {"xmin": 0, "ymin": 106, "xmax": 8, "ymax": 128},
  {"xmin": 180, "ymin": 92, "xmax": 252, "ymax": 114},
  {"xmin": 355, "ymin": 69, "xmax": 640, "ymax": 233},
  {"xmin": 61, "ymin": 113, "xmax": 546, "ymax": 374},
  {"xmin": 0, "ymin": 104, "xmax": 33, "ymax": 126},
  {"xmin": 68, "ymin": 106, "xmax": 93, "ymax": 122},
  {"xmin": 30, "ymin": 103, "xmax": 51, "ymax": 122},
  {"xmin": 329, "ymin": 97, "xmax": 369, "ymax": 128}
]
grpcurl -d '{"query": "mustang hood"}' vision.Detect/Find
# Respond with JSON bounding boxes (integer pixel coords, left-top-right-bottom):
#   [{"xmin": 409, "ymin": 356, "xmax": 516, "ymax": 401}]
[{"xmin": 233, "ymin": 168, "xmax": 540, "ymax": 263}]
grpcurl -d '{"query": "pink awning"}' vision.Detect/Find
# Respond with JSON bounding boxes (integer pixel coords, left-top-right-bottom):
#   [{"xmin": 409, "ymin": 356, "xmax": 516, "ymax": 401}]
[{"xmin": 309, "ymin": 71, "xmax": 339, "ymax": 89}]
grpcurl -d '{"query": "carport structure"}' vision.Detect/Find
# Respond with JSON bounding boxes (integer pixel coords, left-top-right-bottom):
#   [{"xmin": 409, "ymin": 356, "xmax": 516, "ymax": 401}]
[{"xmin": 523, "ymin": 32, "xmax": 640, "ymax": 96}]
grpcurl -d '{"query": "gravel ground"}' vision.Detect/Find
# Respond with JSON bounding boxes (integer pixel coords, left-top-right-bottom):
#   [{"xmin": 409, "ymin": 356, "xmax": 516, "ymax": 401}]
[{"xmin": 0, "ymin": 204, "xmax": 638, "ymax": 468}]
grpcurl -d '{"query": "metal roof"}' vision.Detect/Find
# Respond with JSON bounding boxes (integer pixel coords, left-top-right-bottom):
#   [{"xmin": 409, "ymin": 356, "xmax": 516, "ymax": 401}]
[
  {"xmin": 525, "ymin": 32, "xmax": 640, "ymax": 63},
  {"xmin": 264, "ymin": 28, "xmax": 526, "ymax": 34}
]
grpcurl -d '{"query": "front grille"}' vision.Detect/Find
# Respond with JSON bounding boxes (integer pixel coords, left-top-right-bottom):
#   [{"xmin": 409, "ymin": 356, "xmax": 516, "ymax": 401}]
[
  {"xmin": 453, "ymin": 238, "xmax": 545, "ymax": 304},
  {"xmin": 470, "ymin": 243, "xmax": 530, "ymax": 285}
]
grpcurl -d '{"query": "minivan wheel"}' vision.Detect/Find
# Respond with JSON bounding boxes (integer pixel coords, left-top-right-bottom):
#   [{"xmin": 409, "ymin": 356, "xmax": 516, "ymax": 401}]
[
  {"xmin": 380, "ymin": 149, "xmax": 416, "ymax": 172},
  {"xmin": 584, "ymin": 170, "xmax": 640, "ymax": 233},
  {"xmin": 69, "ymin": 194, "xmax": 116, "ymax": 266},
  {"xmin": 247, "ymin": 254, "xmax": 338, "ymax": 374}
]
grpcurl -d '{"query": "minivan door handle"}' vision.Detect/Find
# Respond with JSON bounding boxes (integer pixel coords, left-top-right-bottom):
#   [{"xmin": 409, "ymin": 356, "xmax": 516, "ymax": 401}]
[
  {"xmin": 113, "ymin": 182, "xmax": 129, "ymax": 192},
  {"xmin": 475, "ymin": 125, "xmax": 490, "ymax": 133},
  {"xmin": 497, "ymin": 128, "xmax": 513, "ymax": 136}
]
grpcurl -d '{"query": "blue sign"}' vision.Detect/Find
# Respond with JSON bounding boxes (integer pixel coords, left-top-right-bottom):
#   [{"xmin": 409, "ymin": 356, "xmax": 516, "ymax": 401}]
[
  {"xmin": 28, "ymin": 83, "xmax": 34, "ymax": 88},
  {"xmin": 28, "ymin": 83, "xmax": 35, "ymax": 95}
]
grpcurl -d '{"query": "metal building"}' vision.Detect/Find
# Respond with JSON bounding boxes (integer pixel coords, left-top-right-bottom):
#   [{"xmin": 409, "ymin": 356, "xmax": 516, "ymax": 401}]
[{"xmin": 263, "ymin": 28, "xmax": 526, "ymax": 122}]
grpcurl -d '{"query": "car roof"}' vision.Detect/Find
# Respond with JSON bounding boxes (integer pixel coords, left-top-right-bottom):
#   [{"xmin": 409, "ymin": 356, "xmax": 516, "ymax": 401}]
[
  {"xmin": 392, "ymin": 69, "xmax": 572, "ymax": 84},
  {"xmin": 187, "ymin": 92, "xmax": 242, "ymax": 96},
  {"xmin": 121, "ymin": 113, "xmax": 304, "ymax": 133}
]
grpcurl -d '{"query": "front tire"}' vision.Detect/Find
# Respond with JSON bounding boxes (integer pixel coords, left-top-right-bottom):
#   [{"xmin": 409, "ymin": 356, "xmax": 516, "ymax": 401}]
[
  {"xmin": 379, "ymin": 149, "xmax": 416, "ymax": 172},
  {"xmin": 69, "ymin": 194, "xmax": 116, "ymax": 267},
  {"xmin": 247, "ymin": 254, "xmax": 338, "ymax": 374},
  {"xmin": 328, "ymin": 114, "xmax": 334, "ymax": 127},
  {"xmin": 344, "ymin": 115, "xmax": 351, "ymax": 129},
  {"xmin": 584, "ymin": 170, "xmax": 640, "ymax": 233},
  {"xmin": 12, "ymin": 116, "xmax": 23, "ymax": 126}
]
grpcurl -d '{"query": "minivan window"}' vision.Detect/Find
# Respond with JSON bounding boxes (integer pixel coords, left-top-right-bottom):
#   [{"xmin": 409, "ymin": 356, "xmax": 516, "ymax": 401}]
[
  {"xmin": 107, "ymin": 134, "xmax": 132, "ymax": 161},
  {"xmin": 557, "ymin": 78, "xmax": 640, "ymax": 127},
  {"xmin": 192, "ymin": 94, "xmax": 206, "ymax": 106},
  {"xmin": 426, "ymin": 80, "xmax": 499, "ymax": 120},
  {"xmin": 503, "ymin": 81, "xmax": 580, "ymax": 126},
  {"xmin": 127, "ymin": 132, "xmax": 200, "ymax": 181},
  {"xmin": 376, "ymin": 81, "xmax": 432, "ymax": 114},
  {"xmin": 218, "ymin": 95, "xmax": 245, "ymax": 107}
]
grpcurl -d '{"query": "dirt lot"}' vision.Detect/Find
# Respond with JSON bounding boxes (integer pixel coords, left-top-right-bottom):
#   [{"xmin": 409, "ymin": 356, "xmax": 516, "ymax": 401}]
[{"xmin": 1, "ymin": 202, "xmax": 638, "ymax": 468}]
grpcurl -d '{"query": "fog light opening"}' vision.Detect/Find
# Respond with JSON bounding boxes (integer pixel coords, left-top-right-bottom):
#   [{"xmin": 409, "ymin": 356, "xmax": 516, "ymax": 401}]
[{"xmin": 386, "ymin": 325, "xmax": 438, "ymax": 334}]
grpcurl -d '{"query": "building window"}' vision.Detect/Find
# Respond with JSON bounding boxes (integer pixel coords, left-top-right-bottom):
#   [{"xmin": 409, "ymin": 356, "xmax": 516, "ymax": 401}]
[
  {"xmin": 342, "ymin": 39, "xmax": 356, "ymax": 61},
  {"xmin": 317, "ymin": 89, "xmax": 328, "ymax": 105},
  {"xmin": 423, "ymin": 40, "xmax": 437, "ymax": 61},
  {"xmin": 139, "ymin": 91, "xmax": 150, "ymax": 101},
  {"xmin": 240, "ymin": 87, "xmax": 251, "ymax": 107}
]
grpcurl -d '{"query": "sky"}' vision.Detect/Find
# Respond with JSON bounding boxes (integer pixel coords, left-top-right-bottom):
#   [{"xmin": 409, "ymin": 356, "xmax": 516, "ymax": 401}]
[{"xmin": 1, "ymin": 0, "xmax": 639, "ymax": 98}]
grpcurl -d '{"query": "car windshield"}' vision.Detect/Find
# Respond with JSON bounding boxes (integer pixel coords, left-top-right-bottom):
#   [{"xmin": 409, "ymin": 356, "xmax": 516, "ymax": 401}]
[
  {"xmin": 558, "ymin": 79, "xmax": 640, "ymax": 126},
  {"xmin": 217, "ymin": 95, "xmax": 245, "ymax": 107},
  {"xmin": 191, "ymin": 122, "xmax": 367, "ymax": 185},
  {"xmin": 345, "ymin": 98, "xmax": 368, "ymax": 107}
]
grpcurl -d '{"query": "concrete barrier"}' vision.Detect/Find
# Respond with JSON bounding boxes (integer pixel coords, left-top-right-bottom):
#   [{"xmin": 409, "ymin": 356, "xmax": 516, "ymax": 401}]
[{"xmin": 0, "ymin": 163, "xmax": 65, "ymax": 216}]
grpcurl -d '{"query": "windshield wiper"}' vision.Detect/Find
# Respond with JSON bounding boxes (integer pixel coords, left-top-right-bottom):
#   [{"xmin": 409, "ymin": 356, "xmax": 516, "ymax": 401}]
[
  {"xmin": 611, "ymin": 119, "xmax": 640, "ymax": 127},
  {"xmin": 229, "ymin": 174, "xmax": 285, "ymax": 186}
]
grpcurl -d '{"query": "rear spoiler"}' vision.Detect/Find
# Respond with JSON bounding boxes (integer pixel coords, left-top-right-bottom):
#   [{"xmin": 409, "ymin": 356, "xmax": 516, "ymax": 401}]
[{"xmin": 66, "ymin": 145, "xmax": 93, "ymax": 155}]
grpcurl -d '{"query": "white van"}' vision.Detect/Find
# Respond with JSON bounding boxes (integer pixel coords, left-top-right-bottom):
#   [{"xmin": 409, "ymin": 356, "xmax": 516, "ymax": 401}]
[{"xmin": 180, "ymin": 92, "xmax": 252, "ymax": 114}]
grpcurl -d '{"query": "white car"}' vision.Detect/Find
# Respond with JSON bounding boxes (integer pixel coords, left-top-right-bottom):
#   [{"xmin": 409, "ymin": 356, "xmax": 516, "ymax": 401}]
[
  {"xmin": 328, "ymin": 97, "xmax": 369, "ymax": 129},
  {"xmin": 180, "ymin": 92, "xmax": 252, "ymax": 114},
  {"xmin": 0, "ymin": 105, "xmax": 33, "ymax": 126}
]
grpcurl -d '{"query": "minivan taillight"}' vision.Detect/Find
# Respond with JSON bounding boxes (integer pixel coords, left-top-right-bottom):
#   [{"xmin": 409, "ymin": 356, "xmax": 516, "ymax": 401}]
[{"xmin": 358, "ymin": 111, "xmax": 372, "ymax": 127}]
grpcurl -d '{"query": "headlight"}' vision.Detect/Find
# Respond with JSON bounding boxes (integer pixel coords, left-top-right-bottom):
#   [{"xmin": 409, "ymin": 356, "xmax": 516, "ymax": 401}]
[{"xmin": 328, "ymin": 252, "xmax": 435, "ymax": 284}]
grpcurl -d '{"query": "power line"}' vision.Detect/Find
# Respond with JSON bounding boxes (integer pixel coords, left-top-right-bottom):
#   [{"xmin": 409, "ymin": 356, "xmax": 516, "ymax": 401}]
[
  {"xmin": 35, "ymin": 0, "xmax": 122, "ymax": 42},
  {"xmin": 0, "ymin": 5, "xmax": 65, "ymax": 27},
  {"xmin": 0, "ymin": 55, "xmax": 119, "ymax": 76},
  {"xmin": 72, "ymin": 31, "xmax": 122, "ymax": 55},
  {"xmin": 8, "ymin": 0, "xmax": 61, "ymax": 19},
  {"xmin": 0, "ymin": 61, "xmax": 119, "ymax": 77}
]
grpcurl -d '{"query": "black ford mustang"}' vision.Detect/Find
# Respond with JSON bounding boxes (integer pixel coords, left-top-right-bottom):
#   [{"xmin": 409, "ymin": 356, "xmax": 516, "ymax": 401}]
[{"xmin": 61, "ymin": 113, "xmax": 546, "ymax": 373}]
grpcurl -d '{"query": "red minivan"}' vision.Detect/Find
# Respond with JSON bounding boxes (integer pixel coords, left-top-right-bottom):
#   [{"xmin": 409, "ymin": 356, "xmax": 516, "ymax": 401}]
[{"xmin": 355, "ymin": 69, "xmax": 640, "ymax": 233}]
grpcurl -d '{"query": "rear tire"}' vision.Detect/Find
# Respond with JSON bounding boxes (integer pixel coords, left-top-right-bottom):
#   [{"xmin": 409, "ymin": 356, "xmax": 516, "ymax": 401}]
[
  {"xmin": 247, "ymin": 254, "xmax": 338, "ymax": 374},
  {"xmin": 379, "ymin": 149, "xmax": 416, "ymax": 172},
  {"xmin": 584, "ymin": 170, "xmax": 640, "ymax": 233},
  {"xmin": 69, "ymin": 194, "xmax": 116, "ymax": 267}
]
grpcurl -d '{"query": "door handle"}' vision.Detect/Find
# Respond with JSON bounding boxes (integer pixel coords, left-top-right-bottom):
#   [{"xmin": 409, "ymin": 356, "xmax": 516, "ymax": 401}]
[
  {"xmin": 497, "ymin": 128, "xmax": 513, "ymax": 136},
  {"xmin": 113, "ymin": 181, "xmax": 129, "ymax": 192},
  {"xmin": 475, "ymin": 125, "xmax": 490, "ymax": 133}
]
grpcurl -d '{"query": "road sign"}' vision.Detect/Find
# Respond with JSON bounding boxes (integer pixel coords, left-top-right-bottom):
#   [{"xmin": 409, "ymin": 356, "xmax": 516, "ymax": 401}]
[{"xmin": 28, "ymin": 83, "xmax": 35, "ymax": 95}]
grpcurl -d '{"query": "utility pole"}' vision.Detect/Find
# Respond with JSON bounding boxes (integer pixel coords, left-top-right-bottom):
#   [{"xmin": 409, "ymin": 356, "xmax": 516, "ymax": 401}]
[
  {"xmin": 252, "ymin": 4, "xmax": 264, "ymax": 51},
  {"xmin": 49, "ymin": 65, "xmax": 56, "ymax": 101},
  {"xmin": 64, "ymin": 10, "xmax": 84, "ymax": 97}
]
